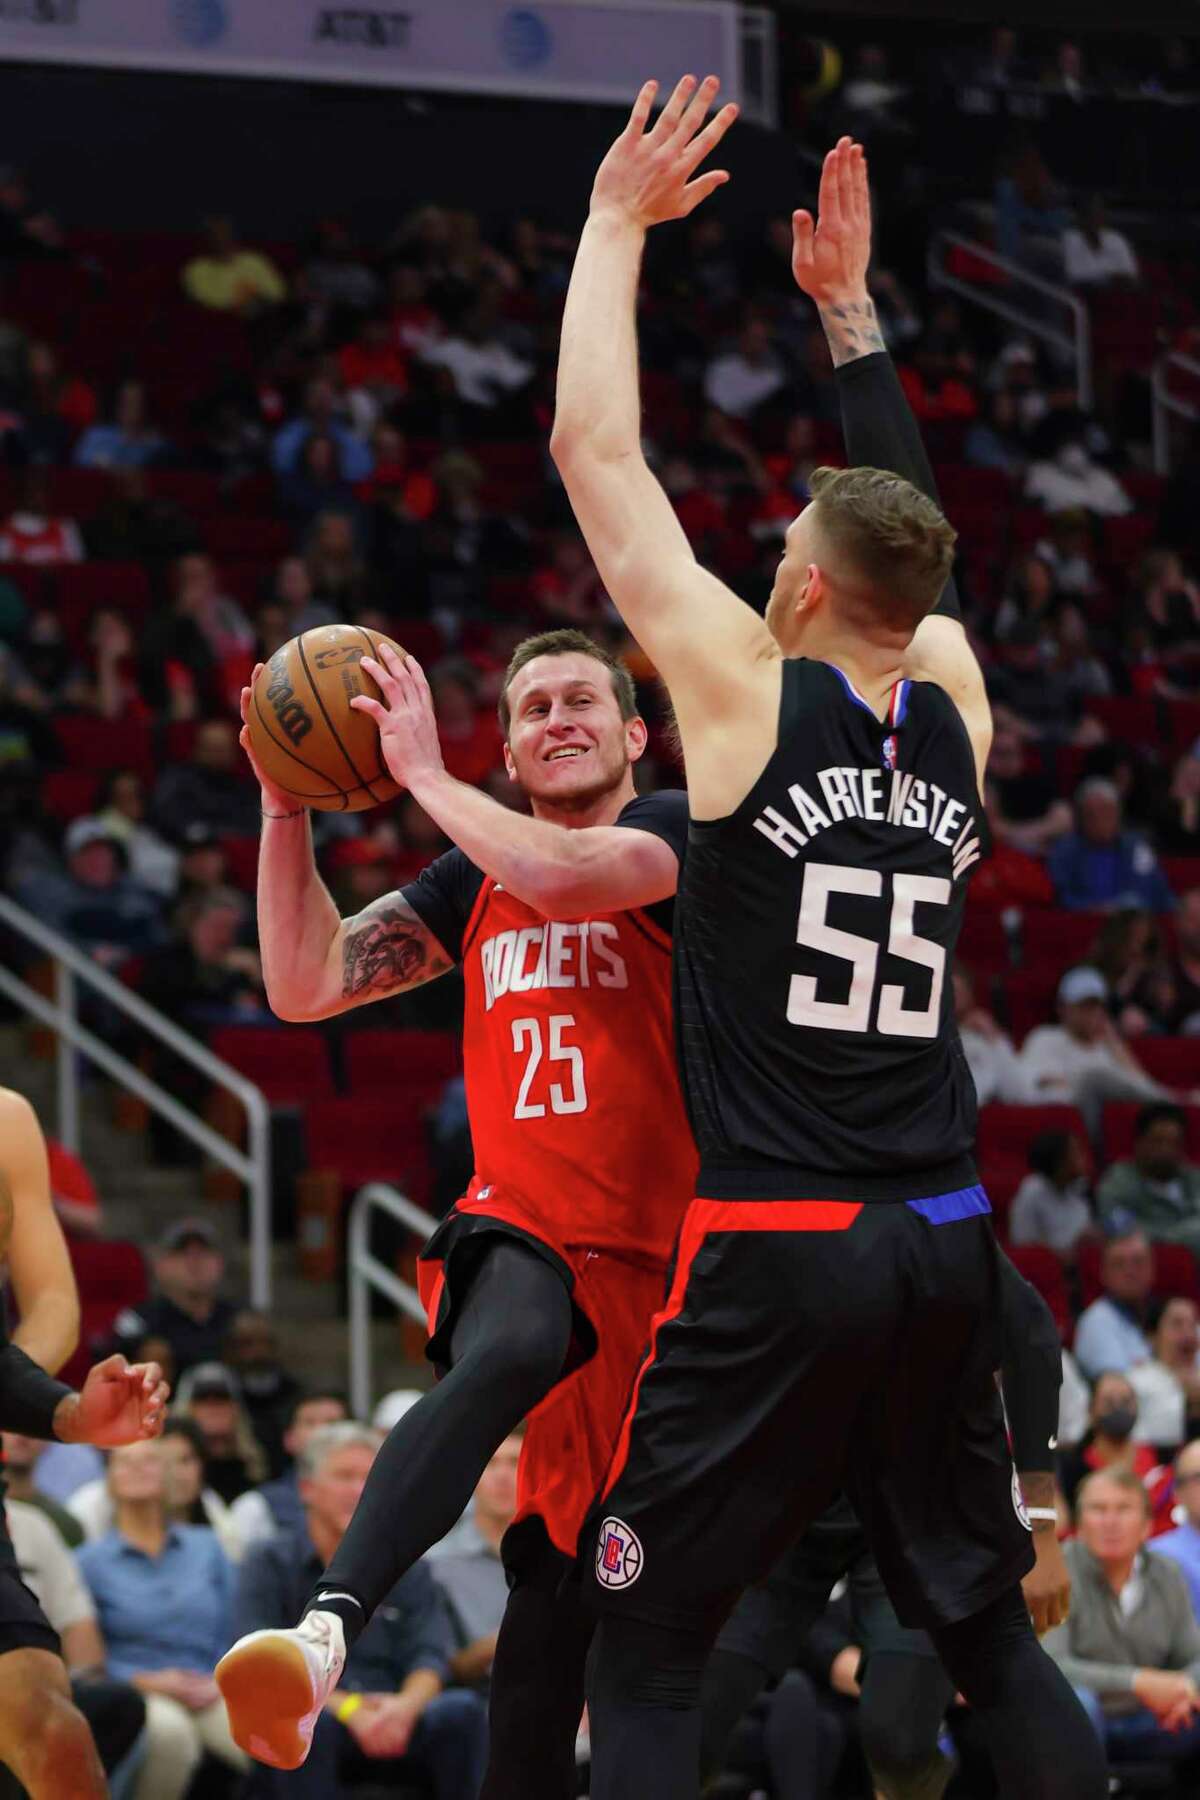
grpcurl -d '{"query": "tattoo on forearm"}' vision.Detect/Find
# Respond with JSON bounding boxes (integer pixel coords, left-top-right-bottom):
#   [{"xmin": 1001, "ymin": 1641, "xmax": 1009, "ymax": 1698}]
[
  {"xmin": 341, "ymin": 900, "xmax": 452, "ymax": 1000},
  {"xmin": 818, "ymin": 297, "xmax": 887, "ymax": 368}
]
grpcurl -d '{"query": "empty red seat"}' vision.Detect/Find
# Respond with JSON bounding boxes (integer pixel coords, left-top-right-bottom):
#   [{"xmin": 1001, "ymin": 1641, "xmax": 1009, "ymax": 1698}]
[
  {"xmin": 1168, "ymin": 702, "xmax": 1200, "ymax": 755},
  {"xmin": 303, "ymin": 1096, "xmax": 432, "ymax": 1199},
  {"xmin": 44, "ymin": 469, "xmax": 114, "ymax": 519},
  {"xmin": 1000, "ymin": 970, "xmax": 1061, "ymax": 1044},
  {"xmin": 41, "ymin": 769, "xmax": 100, "ymax": 822},
  {"xmin": 55, "ymin": 561, "xmax": 152, "ymax": 615},
  {"xmin": 208, "ymin": 1025, "xmax": 335, "ymax": 1107},
  {"xmin": 977, "ymin": 1104, "xmax": 1087, "ymax": 1168},
  {"xmin": 1135, "ymin": 1040, "xmax": 1200, "ymax": 1087},
  {"xmin": 958, "ymin": 906, "xmax": 1013, "ymax": 977},
  {"xmin": 145, "ymin": 470, "xmax": 223, "ymax": 515},
  {"xmin": 58, "ymin": 1238, "xmax": 147, "ymax": 1390},
  {"xmin": 1006, "ymin": 1244, "xmax": 1072, "ymax": 1342},
  {"xmin": 53, "ymin": 715, "xmax": 154, "ymax": 777},
  {"xmin": 343, "ymin": 1030, "xmax": 461, "ymax": 1097},
  {"xmin": 1163, "ymin": 857, "xmax": 1200, "ymax": 898},
  {"xmin": 204, "ymin": 516, "xmax": 294, "ymax": 560},
  {"xmin": 1102, "ymin": 513, "xmax": 1157, "ymax": 569},
  {"xmin": 221, "ymin": 836, "xmax": 260, "ymax": 893},
  {"xmin": 1085, "ymin": 696, "xmax": 1163, "ymax": 743},
  {"xmin": 1019, "ymin": 910, "xmax": 1108, "ymax": 974}
]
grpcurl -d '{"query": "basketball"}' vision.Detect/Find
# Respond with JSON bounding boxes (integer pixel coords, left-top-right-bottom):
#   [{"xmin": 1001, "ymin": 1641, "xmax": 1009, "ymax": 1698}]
[{"xmin": 246, "ymin": 623, "xmax": 406, "ymax": 812}]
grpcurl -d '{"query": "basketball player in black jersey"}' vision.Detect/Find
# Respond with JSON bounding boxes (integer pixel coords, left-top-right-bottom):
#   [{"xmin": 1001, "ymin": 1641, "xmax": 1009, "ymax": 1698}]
[{"xmin": 551, "ymin": 85, "xmax": 1105, "ymax": 1800}]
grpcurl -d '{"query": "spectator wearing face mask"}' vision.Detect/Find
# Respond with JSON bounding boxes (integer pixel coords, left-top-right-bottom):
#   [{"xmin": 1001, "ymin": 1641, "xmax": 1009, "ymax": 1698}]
[
  {"xmin": 1058, "ymin": 1371, "xmax": 1173, "ymax": 1534},
  {"xmin": 1009, "ymin": 1129, "xmax": 1096, "ymax": 1262}
]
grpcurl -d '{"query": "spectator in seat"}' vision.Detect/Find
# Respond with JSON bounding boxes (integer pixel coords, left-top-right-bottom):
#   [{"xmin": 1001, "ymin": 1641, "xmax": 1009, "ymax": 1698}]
[
  {"xmin": 430, "ymin": 1429, "xmax": 522, "ymax": 1695},
  {"xmin": 159, "ymin": 1416, "xmax": 243, "ymax": 1562},
  {"xmin": 169, "ymin": 552, "xmax": 255, "ymax": 709},
  {"xmin": 304, "ymin": 508, "xmax": 371, "ymax": 616},
  {"xmin": 1168, "ymin": 888, "xmax": 1200, "ymax": 1033},
  {"xmin": 1018, "ymin": 967, "xmax": 1168, "ymax": 1128},
  {"xmin": 965, "ymin": 389, "xmax": 1029, "ymax": 478},
  {"xmin": 0, "ymin": 641, "xmax": 61, "ymax": 772},
  {"xmin": 1026, "ymin": 431, "xmax": 1132, "ymax": 518},
  {"xmin": 337, "ymin": 315, "xmax": 409, "ymax": 420},
  {"xmin": 1009, "ymin": 1128, "xmax": 1095, "ymax": 1262},
  {"xmin": 1098, "ymin": 1104, "xmax": 1200, "ymax": 1257},
  {"xmin": 21, "ymin": 338, "xmax": 97, "ymax": 461},
  {"xmin": 430, "ymin": 657, "xmax": 503, "ymax": 788},
  {"xmin": 1090, "ymin": 909, "xmax": 1176, "ymax": 1037},
  {"xmin": 993, "ymin": 551, "xmax": 1060, "ymax": 644},
  {"xmin": 1063, "ymin": 197, "xmax": 1140, "ymax": 290},
  {"xmin": 228, "ymin": 1388, "xmax": 350, "ymax": 1550},
  {"xmin": 300, "ymin": 217, "xmax": 380, "ymax": 317},
  {"xmin": 1129, "ymin": 1298, "xmax": 1200, "ymax": 1452},
  {"xmin": 1073, "ymin": 1230, "xmax": 1155, "ymax": 1382},
  {"xmin": 17, "ymin": 605, "xmax": 91, "ymax": 711},
  {"xmin": 1048, "ymin": 778, "xmax": 1175, "ymax": 913},
  {"xmin": 271, "ymin": 375, "xmax": 373, "ymax": 484},
  {"xmin": 221, "ymin": 1310, "xmax": 304, "ymax": 1478},
  {"xmin": 172, "ymin": 820, "xmax": 232, "ymax": 907},
  {"xmin": 896, "ymin": 335, "xmax": 978, "ymax": 422},
  {"xmin": 14, "ymin": 817, "xmax": 166, "ymax": 969},
  {"xmin": 74, "ymin": 379, "xmax": 167, "ymax": 471},
  {"xmin": 702, "ymin": 316, "xmax": 788, "ymax": 422},
  {"xmin": 233, "ymin": 1422, "xmax": 488, "ymax": 1799},
  {"xmin": 0, "ymin": 468, "xmax": 84, "ymax": 563},
  {"xmin": 93, "ymin": 768, "xmax": 178, "ymax": 901},
  {"xmin": 994, "ymin": 144, "xmax": 1069, "ymax": 276},
  {"xmin": 78, "ymin": 610, "xmax": 153, "ymax": 724},
  {"xmin": 151, "ymin": 716, "xmax": 261, "ymax": 838},
  {"xmin": 182, "ymin": 215, "xmax": 286, "ymax": 316},
  {"xmin": 173, "ymin": 1362, "xmax": 269, "ymax": 1506},
  {"xmin": 1044, "ymin": 1469, "xmax": 1200, "ymax": 1769},
  {"xmin": 277, "ymin": 428, "xmax": 361, "ymax": 527},
  {"xmin": 267, "ymin": 553, "xmax": 335, "ymax": 637},
  {"xmin": 1058, "ymin": 1374, "xmax": 1171, "ymax": 1528},
  {"xmin": 987, "ymin": 621, "xmax": 1102, "ymax": 746},
  {"xmin": 112, "ymin": 1216, "xmax": 239, "ymax": 1382},
  {"xmin": 420, "ymin": 286, "xmax": 535, "ymax": 426},
  {"xmin": 1154, "ymin": 745, "xmax": 1200, "ymax": 859},
  {"xmin": 952, "ymin": 963, "xmax": 1029, "ymax": 1104},
  {"xmin": 6, "ymin": 1497, "xmax": 148, "ymax": 1795},
  {"xmin": 984, "ymin": 723, "xmax": 1072, "ymax": 853},
  {"xmin": 1151, "ymin": 1439, "xmax": 1200, "ymax": 1617},
  {"xmin": 1, "ymin": 1433, "xmax": 85, "ymax": 1547},
  {"xmin": 1134, "ymin": 550, "xmax": 1200, "ymax": 661},
  {"xmin": 76, "ymin": 1438, "xmax": 247, "ymax": 1800},
  {"xmin": 140, "ymin": 885, "xmax": 265, "ymax": 1033}
]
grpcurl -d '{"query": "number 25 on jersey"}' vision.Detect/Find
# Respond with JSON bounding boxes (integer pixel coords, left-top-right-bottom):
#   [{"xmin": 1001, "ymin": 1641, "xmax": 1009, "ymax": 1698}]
[{"xmin": 512, "ymin": 1014, "xmax": 589, "ymax": 1118}]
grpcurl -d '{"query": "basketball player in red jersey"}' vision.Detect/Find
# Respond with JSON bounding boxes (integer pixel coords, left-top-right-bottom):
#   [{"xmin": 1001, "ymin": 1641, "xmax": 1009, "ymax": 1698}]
[{"xmin": 217, "ymin": 627, "xmax": 697, "ymax": 1792}]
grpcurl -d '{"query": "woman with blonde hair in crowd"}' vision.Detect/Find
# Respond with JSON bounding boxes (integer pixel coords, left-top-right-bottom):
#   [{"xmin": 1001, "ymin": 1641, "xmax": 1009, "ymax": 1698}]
[{"xmin": 75, "ymin": 1438, "xmax": 247, "ymax": 1800}]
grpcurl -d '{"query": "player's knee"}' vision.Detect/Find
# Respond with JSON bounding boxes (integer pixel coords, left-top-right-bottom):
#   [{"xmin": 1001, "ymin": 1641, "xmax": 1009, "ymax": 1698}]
[
  {"xmin": 863, "ymin": 1723, "xmax": 944, "ymax": 1796},
  {"xmin": 591, "ymin": 1617, "xmax": 708, "ymax": 1712},
  {"xmin": 11, "ymin": 1690, "xmax": 98, "ymax": 1790}
]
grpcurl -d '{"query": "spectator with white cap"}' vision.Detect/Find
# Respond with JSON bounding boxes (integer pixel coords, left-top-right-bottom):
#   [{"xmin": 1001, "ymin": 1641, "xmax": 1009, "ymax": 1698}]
[{"xmin": 1018, "ymin": 966, "xmax": 1168, "ymax": 1131}]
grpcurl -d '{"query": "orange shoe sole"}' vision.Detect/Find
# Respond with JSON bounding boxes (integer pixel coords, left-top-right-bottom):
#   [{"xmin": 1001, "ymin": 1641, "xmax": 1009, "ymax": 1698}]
[{"xmin": 216, "ymin": 1636, "xmax": 314, "ymax": 1770}]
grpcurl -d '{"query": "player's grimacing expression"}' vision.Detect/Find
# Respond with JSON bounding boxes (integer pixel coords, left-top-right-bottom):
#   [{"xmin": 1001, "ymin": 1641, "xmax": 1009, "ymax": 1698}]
[{"xmin": 503, "ymin": 652, "xmax": 646, "ymax": 809}]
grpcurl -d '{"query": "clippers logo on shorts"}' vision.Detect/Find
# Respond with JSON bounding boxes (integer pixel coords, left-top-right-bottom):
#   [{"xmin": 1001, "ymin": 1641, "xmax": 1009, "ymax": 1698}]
[
  {"xmin": 1011, "ymin": 1468, "xmax": 1032, "ymax": 1532},
  {"xmin": 596, "ymin": 1517, "xmax": 643, "ymax": 1589}
]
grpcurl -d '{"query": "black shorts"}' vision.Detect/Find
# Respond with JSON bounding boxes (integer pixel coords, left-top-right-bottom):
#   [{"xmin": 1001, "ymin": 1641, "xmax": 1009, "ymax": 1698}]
[
  {"xmin": 716, "ymin": 1495, "xmax": 937, "ymax": 1680},
  {"xmin": 0, "ymin": 1530, "xmax": 60, "ymax": 1659},
  {"xmin": 585, "ymin": 1190, "xmax": 1033, "ymax": 1638}
]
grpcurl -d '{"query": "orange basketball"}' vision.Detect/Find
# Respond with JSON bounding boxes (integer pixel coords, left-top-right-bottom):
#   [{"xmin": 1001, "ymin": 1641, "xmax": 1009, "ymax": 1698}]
[{"xmin": 246, "ymin": 623, "xmax": 405, "ymax": 813}]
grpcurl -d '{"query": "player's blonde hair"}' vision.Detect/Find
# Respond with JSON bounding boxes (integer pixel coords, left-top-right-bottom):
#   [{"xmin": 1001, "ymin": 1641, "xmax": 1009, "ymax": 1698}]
[
  {"xmin": 808, "ymin": 465, "xmax": 958, "ymax": 633},
  {"xmin": 498, "ymin": 628, "xmax": 638, "ymax": 737}
]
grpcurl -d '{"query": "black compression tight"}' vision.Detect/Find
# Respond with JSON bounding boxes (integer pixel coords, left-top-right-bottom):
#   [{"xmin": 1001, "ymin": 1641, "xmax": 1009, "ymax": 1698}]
[
  {"xmin": 309, "ymin": 1241, "xmax": 573, "ymax": 1639},
  {"xmin": 929, "ymin": 1585, "xmax": 1108, "ymax": 1800},
  {"xmin": 590, "ymin": 1586, "xmax": 1109, "ymax": 1800},
  {"xmin": 482, "ymin": 1555, "xmax": 595, "ymax": 1800},
  {"xmin": 858, "ymin": 1653, "xmax": 955, "ymax": 1800}
]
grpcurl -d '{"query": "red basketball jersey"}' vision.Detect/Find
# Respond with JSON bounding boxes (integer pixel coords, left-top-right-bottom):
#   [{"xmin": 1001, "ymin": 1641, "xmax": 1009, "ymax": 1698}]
[{"xmin": 458, "ymin": 877, "xmax": 697, "ymax": 1260}]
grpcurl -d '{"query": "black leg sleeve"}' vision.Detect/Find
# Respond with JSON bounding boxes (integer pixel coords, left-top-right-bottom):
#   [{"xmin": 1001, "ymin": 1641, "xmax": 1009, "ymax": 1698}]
[
  {"xmin": 929, "ymin": 1585, "xmax": 1108, "ymax": 1800},
  {"xmin": 310, "ymin": 1242, "xmax": 573, "ymax": 1640},
  {"xmin": 587, "ymin": 1615, "xmax": 713, "ymax": 1800},
  {"xmin": 858, "ymin": 1651, "xmax": 955, "ymax": 1800},
  {"xmin": 482, "ymin": 1547, "xmax": 594, "ymax": 1800},
  {"xmin": 698, "ymin": 1648, "xmax": 772, "ymax": 1784}
]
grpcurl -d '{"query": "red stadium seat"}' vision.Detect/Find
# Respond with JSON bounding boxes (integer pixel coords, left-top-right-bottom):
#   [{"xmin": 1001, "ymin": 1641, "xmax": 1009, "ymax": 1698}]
[
  {"xmin": 958, "ymin": 906, "xmax": 1013, "ymax": 977},
  {"xmin": 1085, "ymin": 696, "xmax": 1163, "ymax": 743},
  {"xmin": 1135, "ymin": 1039, "xmax": 1200, "ymax": 1088},
  {"xmin": 204, "ymin": 516, "xmax": 294, "ymax": 560},
  {"xmin": 41, "ymin": 769, "xmax": 100, "ymax": 823},
  {"xmin": 977, "ymin": 1104, "xmax": 1088, "ymax": 1168},
  {"xmin": 57, "ymin": 1238, "xmax": 148, "ymax": 1391},
  {"xmin": 221, "ymin": 836, "xmax": 260, "ymax": 893},
  {"xmin": 1163, "ymin": 858, "xmax": 1200, "ymax": 898},
  {"xmin": 1078, "ymin": 1237, "xmax": 1200, "ymax": 1309},
  {"xmin": 1018, "ymin": 910, "xmax": 1108, "ymax": 975},
  {"xmin": 977, "ymin": 1155, "xmax": 1026, "ymax": 1239},
  {"xmin": 1006, "ymin": 1245, "xmax": 1072, "ymax": 1343},
  {"xmin": 1000, "ymin": 970, "xmax": 1061, "ymax": 1045},
  {"xmin": 208, "ymin": 1026, "xmax": 336, "ymax": 1107},
  {"xmin": 1167, "ymin": 702, "xmax": 1200, "ymax": 755},
  {"xmin": 302, "ymin": 1096, "xmax": 432, "ymax": 1199},
  {"xmin": 53, "ymin": 715, "xmax": 154, "ymax": 778},
  {"xmin": 55, "ymin": 561, "xmax": 152, "ymax": 617},
  {"xmin": 343, "ymin": 1030, "xmax": 461, "ymax": 1097}
]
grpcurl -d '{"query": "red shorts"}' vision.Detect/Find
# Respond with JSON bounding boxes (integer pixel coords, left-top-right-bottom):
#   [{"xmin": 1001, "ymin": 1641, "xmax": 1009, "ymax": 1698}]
[{"xmin": 417, "ymin": 1186, "xmax": 670, "ymax": 1560}]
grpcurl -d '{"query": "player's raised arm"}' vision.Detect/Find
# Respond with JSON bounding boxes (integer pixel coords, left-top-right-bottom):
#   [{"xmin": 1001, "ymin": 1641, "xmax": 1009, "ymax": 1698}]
[
  {"xmin": 550, "ymin": 77, "xmax": 782, "ymax": 816},
  {"xmin": 241, "ymin": 671, "xmax": 454, "ymax": 1021},
  {"xmin": 352, "ymin": 645, "xmax": 679, "ymax": 918},
  {"xmin": 794, "ymin": 138, "xmax": 992, "ymax": 791}
]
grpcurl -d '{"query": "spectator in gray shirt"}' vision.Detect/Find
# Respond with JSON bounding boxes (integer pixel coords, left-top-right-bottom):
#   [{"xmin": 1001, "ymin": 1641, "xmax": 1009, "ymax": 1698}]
[
  {"xmin": 1044, "ymin": 1468, "xmax": 1200, "ymax": 1772},
  {"xmin": 232, "ymin": 1422, "xmax": 487, "ymax": 1798},
  {"xmin": 432, "ymin": 1429, "xmax": 522, "ymax": 1694}
]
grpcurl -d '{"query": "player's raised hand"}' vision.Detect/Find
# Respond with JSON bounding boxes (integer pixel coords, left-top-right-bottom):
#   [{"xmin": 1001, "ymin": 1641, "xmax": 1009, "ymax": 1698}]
[
  {"xmin": 55, "ymin": 1355, "xmax": 170, "ymax": 1447},
  {"xmin": 791, "ymin": 136, "xmax": 872, "ymax": 305},
  {"xmin": 589, "ymin": 74, "xmax": 738, "ymax": 231},
  {"xmin": 352, "ymin": 643, "xmax": 446, "ymax": 791}
]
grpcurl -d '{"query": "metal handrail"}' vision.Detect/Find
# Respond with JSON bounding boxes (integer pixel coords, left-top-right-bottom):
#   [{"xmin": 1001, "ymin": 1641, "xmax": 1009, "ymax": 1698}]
[
  {"xmin": 0, "ymin": 891, "xmax": 273, "ymax": 1308},
  {"xmin": 1151, "ymin": 351, "xmax": 1200, "ymax": 477},
  {"xmin": 348, "ymin": 1183, "xmax": 438, "ymax": 1423},
  {"xmin": 927, "ymin": 228, "xmax": 1093, "ymax": 411}
]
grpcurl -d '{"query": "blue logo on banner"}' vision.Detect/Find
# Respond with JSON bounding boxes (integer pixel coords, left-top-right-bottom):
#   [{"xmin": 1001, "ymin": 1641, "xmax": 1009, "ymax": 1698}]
[
  {"xmin": 172, "ymin": 0, "xmax": 228, "ymax": 47},
  {"xmin": 500, "ymin": 8, "xmax": 553, "ymax": 70}
]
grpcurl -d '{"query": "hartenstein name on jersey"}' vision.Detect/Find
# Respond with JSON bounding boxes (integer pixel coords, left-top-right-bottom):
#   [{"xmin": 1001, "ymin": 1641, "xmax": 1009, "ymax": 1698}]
[
  {"xmin": 480, "ymin": 921, "xmax": 630, "ymax": 1012},
  {"xmin": 752, "ymin": 765, "xmax": 982, "ymax": 882}
]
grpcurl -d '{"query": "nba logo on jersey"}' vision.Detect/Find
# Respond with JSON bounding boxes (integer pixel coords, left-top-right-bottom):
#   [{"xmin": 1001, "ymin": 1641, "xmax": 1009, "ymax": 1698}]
[
  {"xmin": 882, "ymin": 732, "xmax": 898, "ymax": 771},
  {"xmin": 596, "ymin": 1516, "xmax": 644, "ymax": 1589}
]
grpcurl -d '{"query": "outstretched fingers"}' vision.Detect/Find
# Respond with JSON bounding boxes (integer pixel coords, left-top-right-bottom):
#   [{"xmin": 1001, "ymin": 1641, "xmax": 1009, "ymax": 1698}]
[
  {"xmin": 792, "ymin": 208, "xmax": 815, "ymax": 269},
  {"xmin": 625, "ymin": 79, "xmax": 658, "ymax": 136},
  {"xmin": 681, "ymin": 101, "xmax": 739, "ymax": 176},
  {"xmin": 850, "ymin": 143, "xmax": 871, "ymax": 230},
  {"xmin": 650, "ymin": 73, "xmax": 698, "ymax": 140}
]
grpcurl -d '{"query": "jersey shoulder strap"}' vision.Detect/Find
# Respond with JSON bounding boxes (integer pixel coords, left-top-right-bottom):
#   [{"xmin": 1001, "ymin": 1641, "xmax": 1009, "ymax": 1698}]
[{"xmin": 778, "ymin": 657, "xmax": 833, "ymax": 745}]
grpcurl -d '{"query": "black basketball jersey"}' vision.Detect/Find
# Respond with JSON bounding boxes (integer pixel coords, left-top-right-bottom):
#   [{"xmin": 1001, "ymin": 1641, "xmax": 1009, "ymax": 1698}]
[{"xmin": 675, "ymin": 658, "xmax": 985, "ymax": 1203}]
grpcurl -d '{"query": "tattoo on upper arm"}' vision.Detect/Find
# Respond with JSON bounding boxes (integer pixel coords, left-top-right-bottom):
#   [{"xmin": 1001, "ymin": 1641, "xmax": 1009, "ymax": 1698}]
[
  {"xmin": 341, "ymin": 898, "xmax": 453, "ymax": 1001},
  {"xmin": 818, "ymin": 298, "xmax": 887, "ymax": 369}
]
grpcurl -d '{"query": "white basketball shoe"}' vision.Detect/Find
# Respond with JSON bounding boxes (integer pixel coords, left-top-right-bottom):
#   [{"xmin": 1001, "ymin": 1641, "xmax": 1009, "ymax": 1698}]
[{"xmin": 216, "ymin": 1609, "xmax": 348, "ymax": 1769}]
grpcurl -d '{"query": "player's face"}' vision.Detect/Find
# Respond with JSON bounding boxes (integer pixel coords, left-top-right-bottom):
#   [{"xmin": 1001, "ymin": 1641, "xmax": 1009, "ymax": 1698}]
[
  {"xmin": 504, "ymin": 653, "xmax": 645, "ymax": 811},
  {"xmin": 765, "ymin": 507, "xmax": 822, "ymax": 654}
]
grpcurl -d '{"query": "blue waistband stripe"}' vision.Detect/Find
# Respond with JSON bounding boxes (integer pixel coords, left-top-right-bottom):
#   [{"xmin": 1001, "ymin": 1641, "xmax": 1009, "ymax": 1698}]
[{"xmin": 905, "ymin": 1185, "xmax": 992, "ymax": 1225}]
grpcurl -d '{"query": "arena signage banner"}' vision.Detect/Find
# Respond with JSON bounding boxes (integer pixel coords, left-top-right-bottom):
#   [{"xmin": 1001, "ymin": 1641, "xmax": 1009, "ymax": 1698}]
[{"xmin": 0, "ymin": 0, "xmax": 772, "ymax": 121}]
